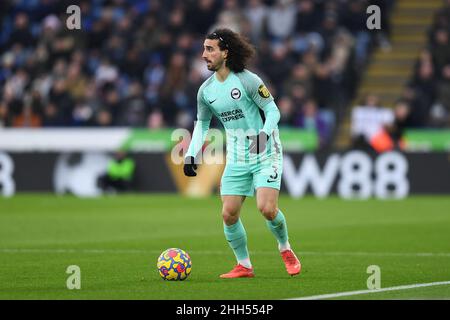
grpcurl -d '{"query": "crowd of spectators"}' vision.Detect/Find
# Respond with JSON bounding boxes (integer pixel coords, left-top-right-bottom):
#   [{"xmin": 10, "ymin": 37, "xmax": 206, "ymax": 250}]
[
  {"xmin": 0, "ymin": 0, "xmax": 393, "ymax": 148},
  {"xmin": 408, "ymin": 0, "xmax": 450, "ymax": 128},
  {"xmin": 350, "ymin": 0, "xmax": 450, "ymax": 152}
]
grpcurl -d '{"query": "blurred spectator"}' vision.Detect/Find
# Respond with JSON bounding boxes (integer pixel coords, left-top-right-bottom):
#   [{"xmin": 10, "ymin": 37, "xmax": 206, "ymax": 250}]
[
  {"xmin": 266, "ymin": 0, "xmax": 297, "ymax": 42},
  {"xmin": 134, "ymin": 14, "xmax": 162, "ymax": 53},
  {"xmin": 48, "ymin": 78, "xmax": 74, "ymax": 125},
  {"xmin": 289, "ymin": 83, "xmax": 308, "ymax": 110},
  {"xmin": 42, "ymin": 102, "xmax": 63, "ymax": 126},
  {"xmin": 66, "ymin": 62, "xmax": 88, "ymax": 100},
  {"xmin": 409, "ymin": 52, "xmax": 437, "ymax": 122},
  {"xmin": 264, "ymin": 44, "xmax": 295, "ymax": 95},
  {"xmin": 95, "ymin": 58, "xmax": 119, "ymax": 86},
  {"xmin": 351, "ymin": 94, "xmax": 394, "ymax": 152},
  {"xmin": 283, "ymin": 64, "xmax": 313, "ymax": 99},
  {"xmin": 370, "ymin": 0, "xmax": 394, "ymax": 51},
  {"xmin": 6, "ymin": 13, "xmax": 35, "ymax": 49},
  {"xmin": 12, "ymin": 90, "xmax": 44, "ymax": 128},
  {"xmin": 295, "ymin": 99, "xmax": 333, "ymax": 147},
  {"xmin": 296, "ymin": 0, "xmax": 321, "ymax": 33},
  {"xmin": 211, "ymin": 0, "xmax": 246, "ymax": 33},
  {"xmin": 187, "ymin": 0, "xmax": 220, "ymax": 36},
  {"xmin": 277, "ymin": 96, "xmax": 295, "ymax": 127},
  {"xmin": 147, "ymin": 109, "xmax": 165, "ymax": 129},
  {"xmin": 12, "ymin": 105, "xmax": 42, "ymax": 128},
  {"xmin": 318, "ymin": 10, "xmax": 339, "ymax": 57},
  {"xmin": 430, "ymin": 28, "xmax": 450, "ymax": 73},
  {"xmin": 292, "ymin": 0, "xmax": 324, "ymax": 55},
  {"xmin": 116, "ymin": 81, "xmax": 147, "ymax": 127},
  {"xmin": 342, "ymin": 0, "xmax": 371, "ymax": 67},
  {"xmin": 244, "ymin": 0, "xmax": 268, "ymax": 45},
  {"xmin": 385, "ymin": 99, "xmax": 412, "ymax": 150},
  {"xmin": 97, "ymin": 150, "xmax": 136, "ymax": 193},
  {"xmin": 431, "ymin": 64, "xmax": 450, "ymax": 127},
  {"xmin": 0, "ymin": 100, "xmax": 12, "ymax": 127},
  {"xmin": 159, "ymin": 52, "xmax": 189, "ymax": 126},
  {"xmin": 96, "ymin": 108, "xmax": 113, "ymax": 127},
  {"xmin": 102, "ymin": 88, "xmax": 121, "ymax": 125}
]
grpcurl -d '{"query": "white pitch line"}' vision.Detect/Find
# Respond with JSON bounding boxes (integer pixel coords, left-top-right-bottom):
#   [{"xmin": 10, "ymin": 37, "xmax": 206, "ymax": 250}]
[
  {"xmin": 302, "ymin": 251, "xmax": 450, "ymax": 258},
  {"xmin": 1, "ymin": 248, "xmax": 450, "ymax": 257},
  {"xmin": 290, "ymin": 281, "xmax": 450, "ymax": 300}
]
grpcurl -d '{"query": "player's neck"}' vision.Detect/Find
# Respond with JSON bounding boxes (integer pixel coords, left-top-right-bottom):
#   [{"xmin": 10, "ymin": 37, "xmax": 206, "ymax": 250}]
[{"xmin": 215, "ymin": 66, "xmax": 231, "ymax": 83}]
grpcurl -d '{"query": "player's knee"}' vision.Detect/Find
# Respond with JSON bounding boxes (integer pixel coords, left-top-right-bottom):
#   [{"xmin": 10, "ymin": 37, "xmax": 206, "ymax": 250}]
[
  {"xmin": 222, "ymin": 211, "xmax": 239, "ymax": 225},
  {"xmin": 258, "ymin": 203, "xmax": 278, "ymax": 220},
  {"xmin": 222, "ymin": 204, "xmax": 240, "ymax": 225}
]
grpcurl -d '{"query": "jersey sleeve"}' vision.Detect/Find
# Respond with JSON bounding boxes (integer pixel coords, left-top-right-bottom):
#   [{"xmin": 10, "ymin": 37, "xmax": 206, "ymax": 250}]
[
  {"xmin": 238, "ymin": 70, "xmax": 274, "ymax": 108},
  {"xmin": 185, "ymin": 86, "xmax": 212, "ymax": 158},
  {"xmin": 260, "ymin": 100, "xmax": 280, "ymax": 136},
  {"xmin": 238, "ymin": 70, "xmax": 279, "ymax": 136},
  {"xmin": 196, "ymin": 87, "xmax": 213, "ymax": 122}
]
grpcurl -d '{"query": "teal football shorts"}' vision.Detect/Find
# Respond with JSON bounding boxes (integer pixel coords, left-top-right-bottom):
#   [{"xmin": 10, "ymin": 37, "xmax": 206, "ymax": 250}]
[{"xmin": 220, "ymin": 155, "xmax": 282, "ymax": 197}]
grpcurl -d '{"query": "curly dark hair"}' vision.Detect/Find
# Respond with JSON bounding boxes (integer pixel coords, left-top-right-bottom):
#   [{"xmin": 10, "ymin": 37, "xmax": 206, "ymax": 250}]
[{"xmin": 206, "ymin": 28, "xmax": 256, "ymax": 73}]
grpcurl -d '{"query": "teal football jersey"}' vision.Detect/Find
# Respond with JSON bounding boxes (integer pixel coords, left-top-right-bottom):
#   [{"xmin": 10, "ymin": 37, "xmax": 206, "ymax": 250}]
[{"xmin": 192, "ymin": 69, "xmax": 282, "ymax": 164}]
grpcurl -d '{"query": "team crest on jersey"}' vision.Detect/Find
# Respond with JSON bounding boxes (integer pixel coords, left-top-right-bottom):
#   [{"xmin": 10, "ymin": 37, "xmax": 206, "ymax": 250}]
[
  {"xmin": 258, "ymin": 84, "xmax": 270, "ymax": 98},
  {"xmin": 231, "ymin": 88, "xmax": 241, "ymax": 100}
]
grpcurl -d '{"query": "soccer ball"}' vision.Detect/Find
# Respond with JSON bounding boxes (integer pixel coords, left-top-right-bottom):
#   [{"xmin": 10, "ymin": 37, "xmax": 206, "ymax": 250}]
[{"xmin": 157, "ymin": 248, "xmax": 192, "ymax": 281}]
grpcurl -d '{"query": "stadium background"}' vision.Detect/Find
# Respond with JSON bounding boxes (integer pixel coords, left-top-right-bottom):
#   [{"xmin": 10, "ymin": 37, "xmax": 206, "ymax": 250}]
[
  {"xmin": 0, "ymin": 0, "xmax": 449, "ymax": 300},
  {"xmin": 1, "ymin": 0, "xmax": 449, "ymax": 197}
]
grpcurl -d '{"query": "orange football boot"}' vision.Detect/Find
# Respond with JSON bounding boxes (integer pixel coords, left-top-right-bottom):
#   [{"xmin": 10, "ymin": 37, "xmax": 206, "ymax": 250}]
[
  {"xmin": 220, "ymin": 264, "xmax": 255, "ymax": 279},
  {"xmin": 281, "ymin": 250, "xmax": 301, "ymax": 276}
]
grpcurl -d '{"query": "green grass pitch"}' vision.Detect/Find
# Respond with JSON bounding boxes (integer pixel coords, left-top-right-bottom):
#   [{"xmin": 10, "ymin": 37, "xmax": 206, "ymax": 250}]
[{"xmin": 0, "ymin": 194, "xmax": 449, "ymax": 300}]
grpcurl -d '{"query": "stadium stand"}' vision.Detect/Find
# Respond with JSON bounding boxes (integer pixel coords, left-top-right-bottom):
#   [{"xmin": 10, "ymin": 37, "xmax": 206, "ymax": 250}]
[
  {"xmin": 2, "ymin": 0, "xmax": 448, "ymax": 152},
  {"xmin": 339, "ymin": 0, "xmax": 450, "ymax": 150}
]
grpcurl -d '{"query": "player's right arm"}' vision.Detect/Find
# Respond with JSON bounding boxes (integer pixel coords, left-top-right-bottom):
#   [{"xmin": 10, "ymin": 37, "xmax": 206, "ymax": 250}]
[{"xmin": 184, "ymin": 87, "xmax": 213, "ymax": 177}]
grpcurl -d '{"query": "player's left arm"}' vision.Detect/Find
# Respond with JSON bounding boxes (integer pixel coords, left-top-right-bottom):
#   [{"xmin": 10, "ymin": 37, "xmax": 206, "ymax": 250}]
[
  {"xmin": 259, "ymin": 100, "xmax": 280, "ymax": 137},
  {"xmin": 239, "ymin": 71, "xmax": 280, "ymax": 153}
]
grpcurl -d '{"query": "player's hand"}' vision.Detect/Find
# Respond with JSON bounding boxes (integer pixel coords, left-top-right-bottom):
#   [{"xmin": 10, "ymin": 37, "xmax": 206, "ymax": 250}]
[
  {"xmin": 247, "ymin": 132, "xmax": 269, "ymax": 154},
  {"xmin": 183, "ymin": 156, "xmax": 198, "ymax": 177}
]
